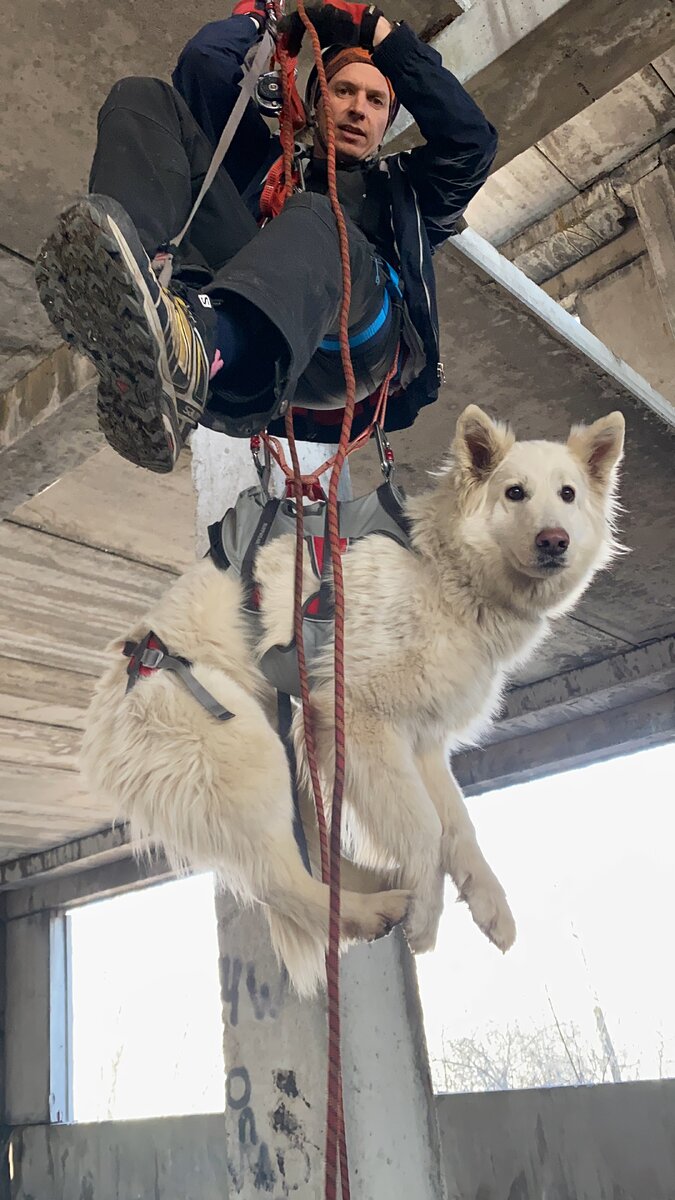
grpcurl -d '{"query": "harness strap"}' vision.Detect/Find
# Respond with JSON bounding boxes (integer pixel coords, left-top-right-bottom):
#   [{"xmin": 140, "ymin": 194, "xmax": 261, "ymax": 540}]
[
  {"xmin": 208, "ymin": 520, "xmax": 231, "ymax": 572},
  {"xmin": 123, "ymin": 632, "xmax": 234, "ymax": 722},
  {"xmin": 375, "ymin": 480, "xmax": 413, "ymax": 543},
  {"xmin": 277, "ymin": 690, "xmax": 312, "ymax": 873},
  {"xmin": 240, "ymin": 498, "xmax": 281, "ymax": 610},
  {"xmin": 170, "ymin": 30, "xmax": 276, "ymax": 251}
]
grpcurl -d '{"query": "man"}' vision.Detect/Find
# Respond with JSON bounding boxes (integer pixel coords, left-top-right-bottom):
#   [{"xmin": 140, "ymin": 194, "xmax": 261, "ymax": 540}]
[{"xmin": 36, "ymin": 2, "xmax": 497, "ymax": 473}]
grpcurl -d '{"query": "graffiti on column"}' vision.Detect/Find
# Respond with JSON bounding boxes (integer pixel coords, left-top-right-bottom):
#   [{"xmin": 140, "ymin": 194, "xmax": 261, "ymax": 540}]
[
  {"xmin": 220, "ymin": 955, "xmax": 286, "ymax": 1027},
  {"xmin": 226, "ymin": 1063, "xmax": 314, "ymax": 1195},
  {"xmin": 222, "ymin": 954, "xmax": 315, "ymax": 1195}
]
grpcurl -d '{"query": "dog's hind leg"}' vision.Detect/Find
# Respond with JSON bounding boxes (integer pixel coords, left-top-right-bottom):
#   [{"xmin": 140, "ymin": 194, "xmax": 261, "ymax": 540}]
[
  {"xmin": 320, "ymin": 720, "xmax": 444, "ymax": 955},
  {"xmin": 263, "ymin": 831, "xmax": 410, "ymax": 997},
  {"xmin": 415, "ymin": 745, "xmax": 516, "ymax": 952}
]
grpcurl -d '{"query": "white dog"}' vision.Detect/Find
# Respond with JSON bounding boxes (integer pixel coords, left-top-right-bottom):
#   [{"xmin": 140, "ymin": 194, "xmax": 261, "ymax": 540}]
[{"xmin": 81, "ymin": 405, "xmax": 624, "ymax": 994}]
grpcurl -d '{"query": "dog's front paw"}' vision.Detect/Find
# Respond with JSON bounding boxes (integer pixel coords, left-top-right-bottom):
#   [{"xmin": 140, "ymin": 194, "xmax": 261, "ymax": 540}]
[{"xmin": 459, "ymin": 872, "xmax": 516, "ymax": 952}]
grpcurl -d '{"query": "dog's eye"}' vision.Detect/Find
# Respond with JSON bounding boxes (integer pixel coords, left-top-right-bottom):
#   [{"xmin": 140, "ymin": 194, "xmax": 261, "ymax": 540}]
[
  {"xmin": 560, "ymin": 485, "xmax": 576, "ymax": 503},
  {"xmin": 505, "ymin": 485, "xmax": 525, "ymax": 502}
]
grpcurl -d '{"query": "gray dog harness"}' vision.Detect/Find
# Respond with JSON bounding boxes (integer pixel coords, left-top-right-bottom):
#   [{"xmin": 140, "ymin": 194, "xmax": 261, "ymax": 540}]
[{"xmin": 207, "ymin": 480, "xmax": 413, "ymax": 697}]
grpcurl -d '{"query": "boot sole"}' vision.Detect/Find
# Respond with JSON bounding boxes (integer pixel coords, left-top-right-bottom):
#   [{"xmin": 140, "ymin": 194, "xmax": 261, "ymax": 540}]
[{"xmin": 35, "ymin": 197, "xmax": 180, "ymax": 473}]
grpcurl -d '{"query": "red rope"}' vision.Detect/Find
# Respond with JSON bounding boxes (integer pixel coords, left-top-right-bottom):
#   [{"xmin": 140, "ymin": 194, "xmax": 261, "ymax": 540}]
[
  {"xmin": 274, "ymin": 8, "xmax": 400, "ymax": 1195},
  {"xmin": 274, "ymin": 2, "xmax": 354, "ymax": 1195}
]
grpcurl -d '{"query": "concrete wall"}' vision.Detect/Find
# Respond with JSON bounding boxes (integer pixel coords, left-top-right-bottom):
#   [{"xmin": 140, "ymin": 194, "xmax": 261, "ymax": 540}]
[
  {"xmin": 8, "ymin": 1116, "xmax": 228, "ymax": 1200},
  {"xmin": 438, "ymin": 1079, "xmax": 675, "ymax": 1200},
  {"xmin": 7, "ymin": 1081, "xmax": 675, "ymax": 1199},
  {"xmin": 575, "ymin": 254, "xmax": 675, "ymax": 406}
]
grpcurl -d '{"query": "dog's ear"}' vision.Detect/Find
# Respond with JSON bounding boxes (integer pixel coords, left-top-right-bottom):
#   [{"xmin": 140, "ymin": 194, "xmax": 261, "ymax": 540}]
[
  {"xmin": 567, "ymin": 412, "xmax": 625, "ymax": 488},
  {"xmin": 454, "ymin": 405, "xmax": 514, "ymax": 482}
]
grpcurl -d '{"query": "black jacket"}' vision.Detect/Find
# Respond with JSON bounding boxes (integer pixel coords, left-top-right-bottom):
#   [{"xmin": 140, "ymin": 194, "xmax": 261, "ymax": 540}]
[{"xmin": 174, "ymin": 16, "xmax": 497, "ymax": 438}]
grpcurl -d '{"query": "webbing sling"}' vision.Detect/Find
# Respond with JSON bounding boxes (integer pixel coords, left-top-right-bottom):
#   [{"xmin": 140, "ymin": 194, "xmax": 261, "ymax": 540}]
[{"xmin": 170, "ymin": 29, "xmax": 276, "ymax": 253}]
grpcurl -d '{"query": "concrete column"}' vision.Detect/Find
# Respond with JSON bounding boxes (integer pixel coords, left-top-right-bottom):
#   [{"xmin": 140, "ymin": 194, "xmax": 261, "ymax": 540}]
[
  {"xmin": 0, "ymin": 896, "xmax": 5, "ymax": 1122},
  {"xmin": 0, "ymin": 898, "xmax": 9, "ymax": 1200},
  {"xmin": 191, "ymin": 427, "xmax": 448, "ymax": 1200},
  {"xmin": 633, "ymin": 158, "xmax": 675, "ymax": 341},
  {"xmin": 3, "ymin": 911, "xmax": 51, "ymax": 1126}
]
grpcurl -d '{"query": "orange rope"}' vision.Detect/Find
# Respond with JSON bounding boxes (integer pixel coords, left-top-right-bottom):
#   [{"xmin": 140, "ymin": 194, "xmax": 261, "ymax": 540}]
[
  {"xmin": 272, "ymin": 9, "xmax": 398, "ymax": 1196},
  {"xmin": 274, "ymin": 2, "xmax": 354, "ymax": 1195}
]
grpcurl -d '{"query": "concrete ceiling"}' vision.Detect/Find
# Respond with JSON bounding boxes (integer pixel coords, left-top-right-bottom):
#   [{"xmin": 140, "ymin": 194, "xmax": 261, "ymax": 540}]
[{"xmin": 1, "ymin": 0, "xmax": 674, "ymax": 872}]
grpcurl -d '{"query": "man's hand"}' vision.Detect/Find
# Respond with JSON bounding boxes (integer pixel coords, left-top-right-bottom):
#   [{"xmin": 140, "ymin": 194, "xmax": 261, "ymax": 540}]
[{"xmin": 280, "ymin": 3, "xmax": 386, "ymax": 57}]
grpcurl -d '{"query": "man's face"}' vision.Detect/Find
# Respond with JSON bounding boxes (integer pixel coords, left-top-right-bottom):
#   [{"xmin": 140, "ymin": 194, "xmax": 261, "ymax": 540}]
[{"xmin": 315, "ymin": 62, "xmax": 391, "ymax": 161}]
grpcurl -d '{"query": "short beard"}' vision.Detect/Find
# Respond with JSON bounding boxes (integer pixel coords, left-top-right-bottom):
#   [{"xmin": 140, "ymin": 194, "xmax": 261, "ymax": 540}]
[{"xmin": 312, "ymin": 123, "xmax": 378, "ymax": 166}]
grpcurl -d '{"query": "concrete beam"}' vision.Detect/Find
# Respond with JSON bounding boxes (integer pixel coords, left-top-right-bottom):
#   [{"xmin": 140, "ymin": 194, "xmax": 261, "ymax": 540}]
[
  {"xmin": 454, "ymin": 690, "xmax": 675, "ymax": 795},
  {"xmin": 0, "ymin": 249, "xmax": 99, "ymax": 519},
  {"xmin": 489, "ymin": 637, "xmax": 675, "ymax": 742},
  {"xmin": 501, "ymin": 180, "xmax": 630, "ymax": 284},
  {"xmin": 5, "ymin": 853, "xmax": 173, "ymax": 922},
  {"xmin": 389, "ymin": 0, "xmax": 675, "ymax": 169},
  {"xmin": 395, "ymin": 0, "xmax": 467, "ymax": 38},
  {"xmin": 540, "ymin": 222, "xmax": 646, "ymax": 305},
  {"xmin": 633, "ymin": 156, "xmax": 675, "ymax": 340},
  {"xmin": 574, "ymin": 254, "xmax": 675, "ymax": 405},
  {"xmin": 0, "ymin": 826, "xmax": 129, "ymax": 893},
  {"xmin": 498, "ymin": 135, "xmax": 675, "ymax": 287},
  {"xmin": 0, "ymin": 381, "xmax": 103, "ymax": 522}
]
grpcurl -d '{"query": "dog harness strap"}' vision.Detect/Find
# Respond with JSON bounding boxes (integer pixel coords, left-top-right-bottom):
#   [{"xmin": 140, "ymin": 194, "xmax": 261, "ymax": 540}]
[
  {"xmin": 240, "ymin": 498, "xmax": 281, "ymax": 610},
  {"xmin": 207, "ymin": 520, "xmax": 231, "ymax": 571},
  {"xmin": 277, "ymin": 690, "xmax": 312, "ymax": 875},
  {"xmin": 123, "ymin": 632, "xmax": 234, "ymax": 722},
  {"xmin": 375, "ymin": 480, "xmax": 413, "ymax": 544}
]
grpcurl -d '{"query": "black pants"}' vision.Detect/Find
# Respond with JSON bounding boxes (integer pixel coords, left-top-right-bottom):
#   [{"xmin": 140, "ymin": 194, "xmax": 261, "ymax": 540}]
[{"xmin": 89, "ymin": 76, "xmax": 402, "ymax": 430}]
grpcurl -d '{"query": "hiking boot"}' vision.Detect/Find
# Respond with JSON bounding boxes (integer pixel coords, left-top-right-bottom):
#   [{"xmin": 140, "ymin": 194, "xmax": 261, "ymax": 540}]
[{"xmin": 35, "ymin": 195, "xmax": 216, "ymax": 473}]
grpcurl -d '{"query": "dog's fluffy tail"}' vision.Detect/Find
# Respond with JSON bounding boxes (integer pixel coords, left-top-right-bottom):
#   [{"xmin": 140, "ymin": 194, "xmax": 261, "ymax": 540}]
[{"xmin": 265, "ymin": 908, "xmax": 326, "ymax": 998}]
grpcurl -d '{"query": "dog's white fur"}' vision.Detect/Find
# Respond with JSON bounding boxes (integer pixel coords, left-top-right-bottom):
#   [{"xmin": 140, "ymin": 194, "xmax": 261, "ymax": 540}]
[{"xmin": 81, "ymin": 405, "xmax": 625, "ymax": 995}]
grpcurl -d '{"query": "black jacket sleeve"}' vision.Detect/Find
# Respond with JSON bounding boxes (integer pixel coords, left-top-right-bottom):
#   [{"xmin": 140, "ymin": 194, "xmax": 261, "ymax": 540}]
[
  {"xmin": 173, "ymin": 15, "xmax": 273, "ymax": 194},
  {"xmin": 372, "ymin": 22, "xmax": 498, "ymax": 247}
]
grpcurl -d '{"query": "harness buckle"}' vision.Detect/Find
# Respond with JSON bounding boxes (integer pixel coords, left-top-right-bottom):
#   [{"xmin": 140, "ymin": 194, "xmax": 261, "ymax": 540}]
[{"xmin": 140, "ymin": 647, "xmax": 164, "ymax": 670}]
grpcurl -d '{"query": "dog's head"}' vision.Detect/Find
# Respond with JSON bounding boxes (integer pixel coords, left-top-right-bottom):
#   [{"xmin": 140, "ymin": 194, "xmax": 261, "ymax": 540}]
[{"xmin": 448, "ymin": 404, "xmax": 625, "ymax": 611}]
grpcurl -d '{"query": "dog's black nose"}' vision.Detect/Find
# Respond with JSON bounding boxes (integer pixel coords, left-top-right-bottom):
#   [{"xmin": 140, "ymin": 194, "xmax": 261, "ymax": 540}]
[{"xmin": 536, "ymin": 527, "xmax": 569, "ymax": 556}]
